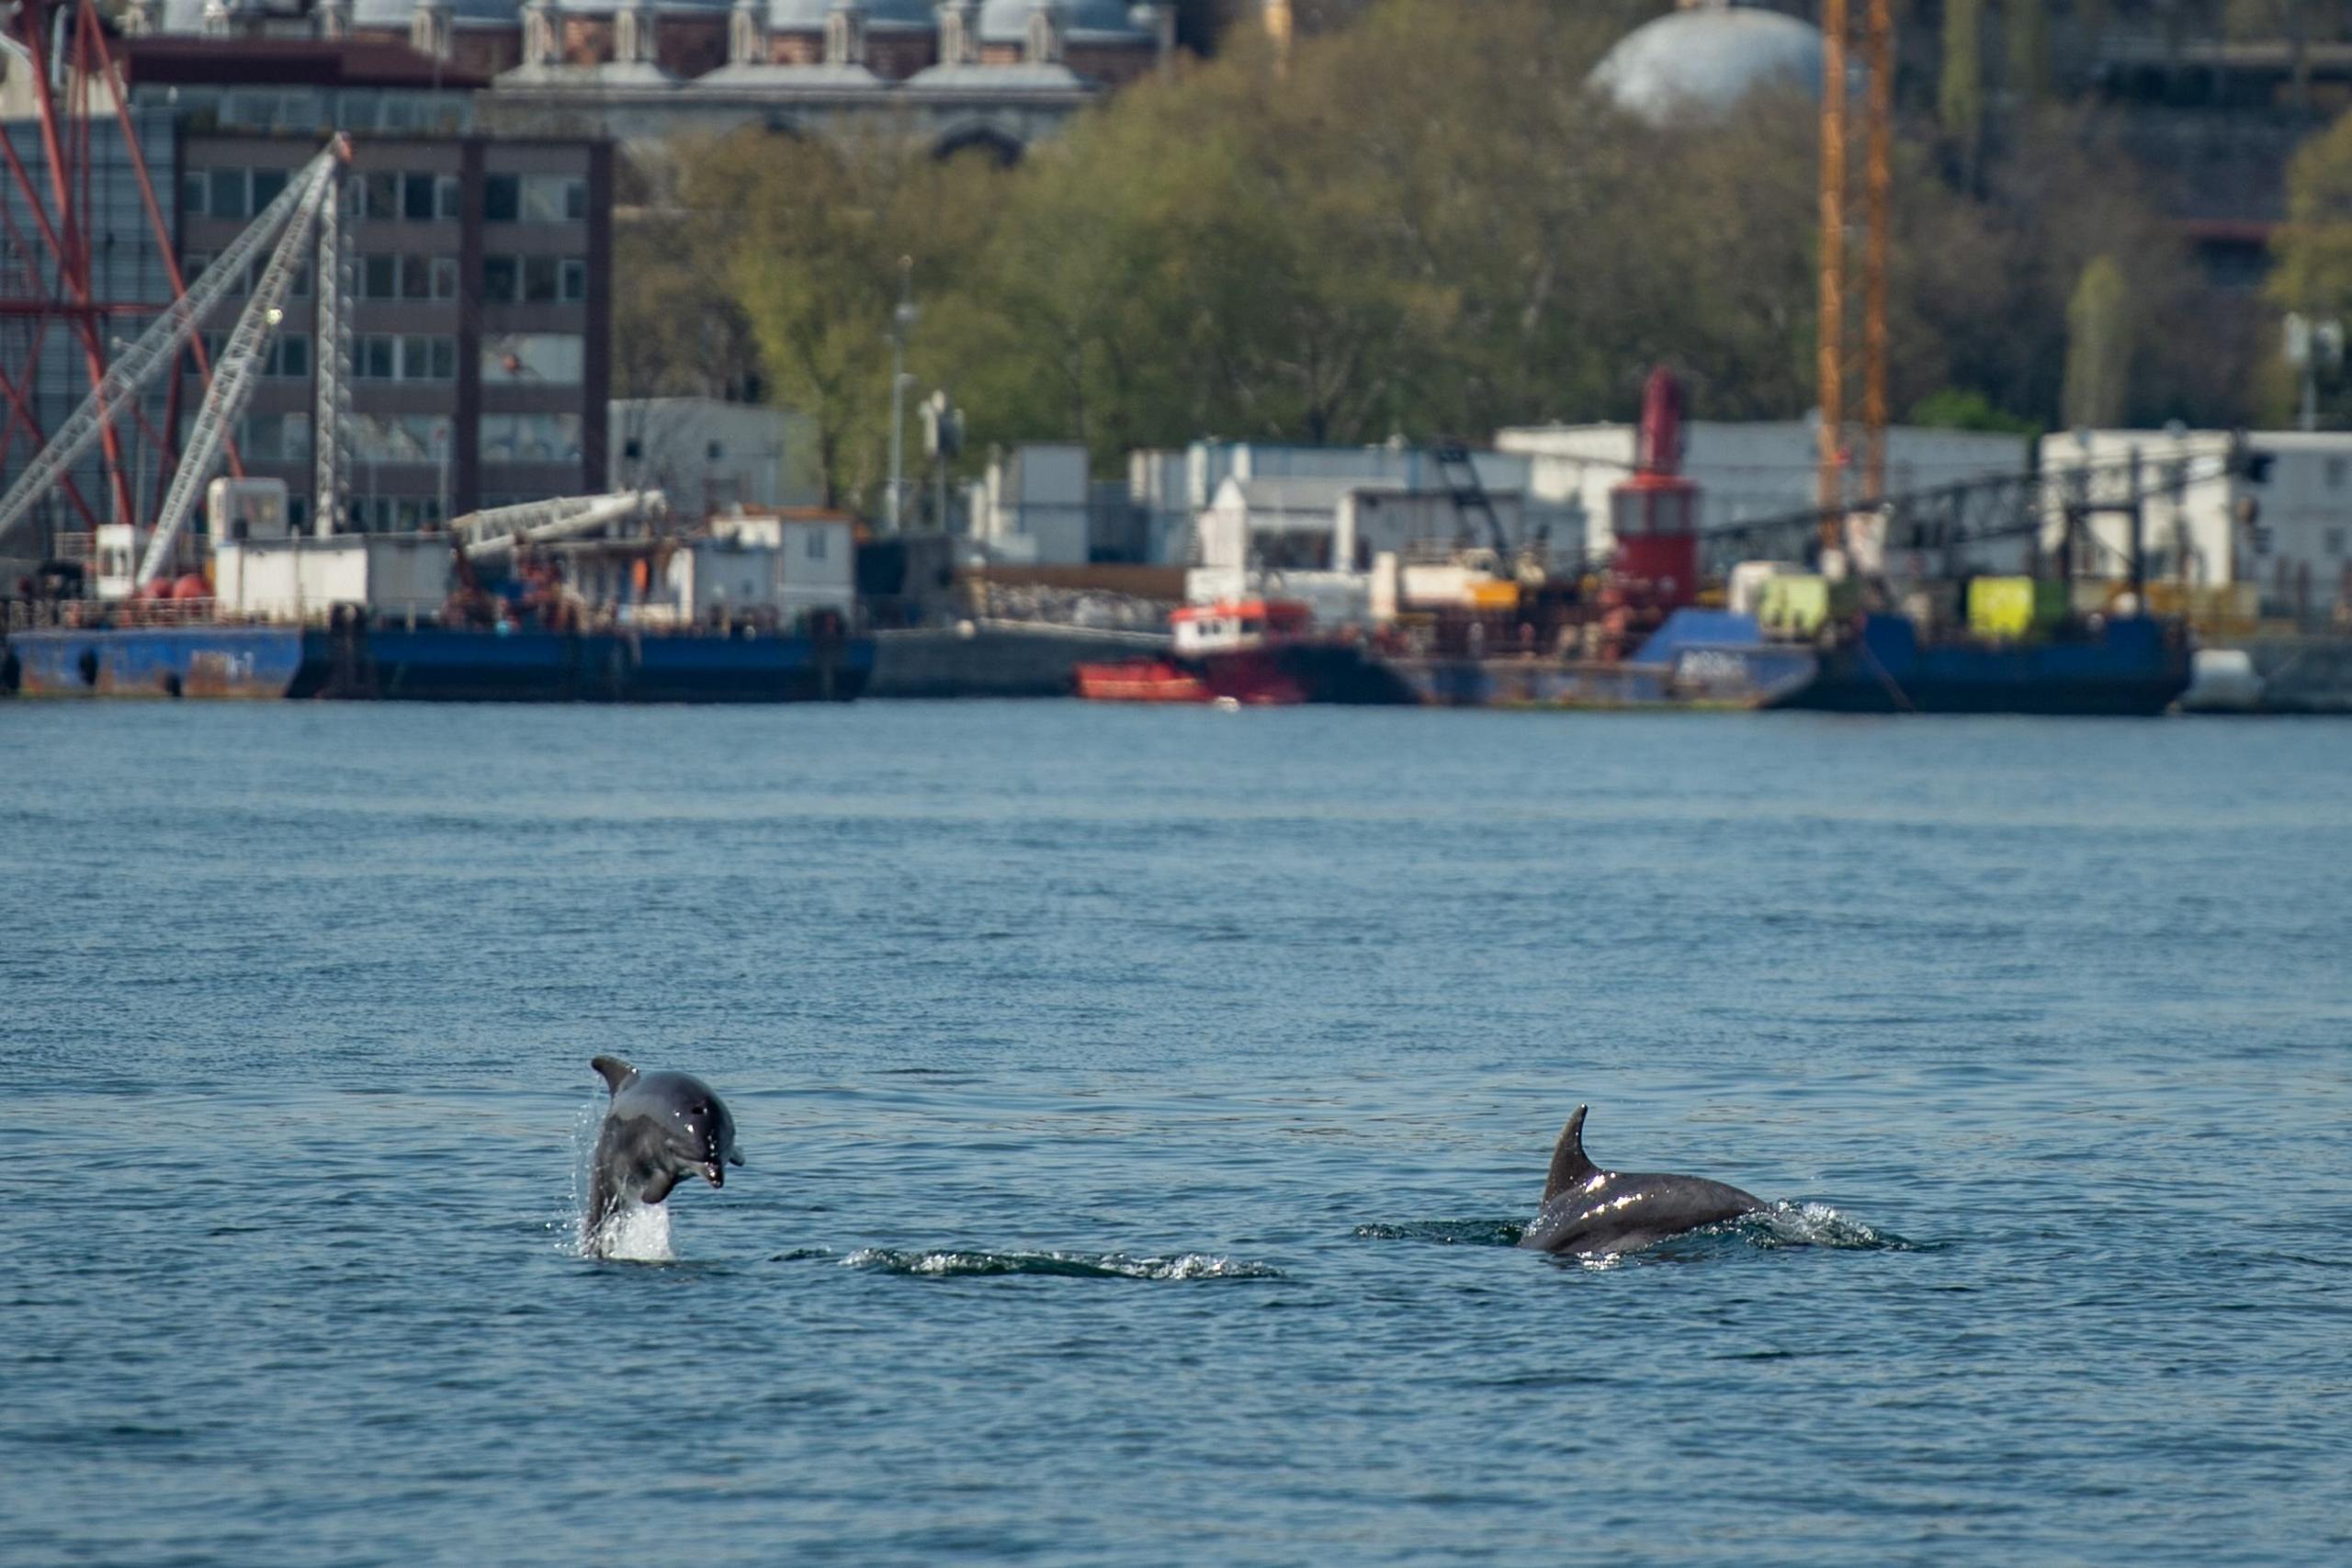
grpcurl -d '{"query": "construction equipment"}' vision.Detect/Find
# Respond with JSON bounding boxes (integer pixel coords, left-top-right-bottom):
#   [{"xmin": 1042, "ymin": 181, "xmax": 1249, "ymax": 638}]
[{"xmin": 0, "ymin": 137, "xmax": 350, "ymax": 582}]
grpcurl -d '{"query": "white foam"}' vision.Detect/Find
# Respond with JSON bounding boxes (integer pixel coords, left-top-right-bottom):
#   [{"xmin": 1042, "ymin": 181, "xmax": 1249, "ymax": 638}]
[
  {"xmin": 1757, "ymin": 1201, "xmax": 1886, "ymax": 1249},
  {"xmin": 587, "ymin": 1201, "xmax": 674, "ymax": 1263}
]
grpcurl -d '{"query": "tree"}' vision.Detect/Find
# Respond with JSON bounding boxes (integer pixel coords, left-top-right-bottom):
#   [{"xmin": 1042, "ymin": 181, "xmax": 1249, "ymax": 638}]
[
  {"xmin": 1940, "ymin": 0, "xmax": 1985, "ymax": 186},
  {"xmin": 2006, "ymin": 0, "xmax": 2052, "ymax": 107},
  {"xmin": 2271, "ymin": 106, "xmax": 2352, "ymax": 324},
  {"xmin": 684, "ymin": 127, "xmax": 1009, "ymax": 510},
  {"xmin": 2063, "ymin": 255, "xmax": 2132, "ymax": 429}
]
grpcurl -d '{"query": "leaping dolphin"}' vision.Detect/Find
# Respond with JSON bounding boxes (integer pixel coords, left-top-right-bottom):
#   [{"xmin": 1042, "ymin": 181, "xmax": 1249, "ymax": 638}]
[
  {"xmin": 1518, "ymin": 1105, "xmax": 1764, "ymax": 1258},
  {"xmin": 585, "ymin": 1055, "xmax": 744, "ymax": 1253}
]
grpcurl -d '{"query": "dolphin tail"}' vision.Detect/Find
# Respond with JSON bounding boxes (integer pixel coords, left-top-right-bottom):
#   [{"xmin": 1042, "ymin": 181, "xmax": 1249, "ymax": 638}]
[
  {"xmin": 591, "ymin": 1055, "xmax": 639, "ymax": 1095},
  {"xmin": 1543, "ymin": 1105, "xmax": 1596, "ymax": 1205}
]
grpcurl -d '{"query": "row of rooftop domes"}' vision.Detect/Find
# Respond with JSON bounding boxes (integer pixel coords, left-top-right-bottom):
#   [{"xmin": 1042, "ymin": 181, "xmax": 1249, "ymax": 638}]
[{"xmin": 156, "ymin": 0, "xmax": 1156, "ymax": 31}]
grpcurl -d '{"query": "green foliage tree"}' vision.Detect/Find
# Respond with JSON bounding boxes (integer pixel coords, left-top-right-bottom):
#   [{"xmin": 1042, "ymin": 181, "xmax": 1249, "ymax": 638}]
[
  {"xmin": 2271, "ymin": 107, "xmax": 2352, "ymax": 322},
  {"xmin": 1940, "ymin": 0, "xmax": 1986, "ymax": 184},
  {"xmin": 609, "ymin": 0, "xmax": 2252, "ymax": 509},
  {"xmin": 2063, "ymin": 254, "xmax": 2132, "ymax": 428},
  {"xmin": 2005, "ymin": 0, "xmax": 2052, "ymax": 106},
  {"xmin": 680, "ymin": 127, "xmax": 1009, "ymax": 510}
]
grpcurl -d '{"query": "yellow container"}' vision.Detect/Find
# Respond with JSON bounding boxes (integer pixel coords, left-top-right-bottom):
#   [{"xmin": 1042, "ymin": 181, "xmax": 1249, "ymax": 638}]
[
  {"xmin": 1465, "ymin": 581, "xmax": 1521, "ymax": 611},
  {"xmin": 1968, "ymin": 577, "xmax": 2036, "ymax": 640}
]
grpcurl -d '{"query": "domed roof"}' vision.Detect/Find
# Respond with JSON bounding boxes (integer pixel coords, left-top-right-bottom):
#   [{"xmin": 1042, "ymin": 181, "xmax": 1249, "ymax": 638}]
[
  {"xmin": 766, "ymin": 0, "xmax": 937, "ymax": 27},
  {"xmin": 979, "ymin": 0, "xmax": 1148, "ymax": 43},
  {"xmin": 1589, "ymin": 2, "xmax": 1825, "ymax": 125}
]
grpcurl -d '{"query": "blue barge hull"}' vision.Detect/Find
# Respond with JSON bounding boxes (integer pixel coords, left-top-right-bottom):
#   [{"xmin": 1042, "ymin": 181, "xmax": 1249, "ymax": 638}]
[
  {"xmin": 5, "ymin": 625, "xmax": 872, "ymax": 703},
  {"xmin": 1770, "ymin": 615, "xmax": 2190, "ymax": 716}
]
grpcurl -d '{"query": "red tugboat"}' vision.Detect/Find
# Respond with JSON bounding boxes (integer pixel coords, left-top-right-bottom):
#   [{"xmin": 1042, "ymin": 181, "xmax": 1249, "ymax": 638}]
[{"xmin": 1076, "ymin": 597, "xmax": 1414, "ymax": 705}]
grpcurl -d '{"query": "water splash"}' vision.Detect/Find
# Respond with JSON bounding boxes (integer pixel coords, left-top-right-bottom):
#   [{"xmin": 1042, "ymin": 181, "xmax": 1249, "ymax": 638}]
[
  {"xmin": 842, "ymin": 1248, "xmax": 1282, "ymax": 1281},
  {"xmin": 590, "ymin": 1202, "xmax": 675, "ymax": 1264},
  {"xmin": 567, "ymin": 1095, "xmax": 677, "ymax": 1263},
  {"xmin": 1743, "ymin": 1201, "xmax": 1919, "ymax": 1252},
  {"xmin": 1353, "ymin": 1218, "xmax": 1528, "ymax": 1248}
]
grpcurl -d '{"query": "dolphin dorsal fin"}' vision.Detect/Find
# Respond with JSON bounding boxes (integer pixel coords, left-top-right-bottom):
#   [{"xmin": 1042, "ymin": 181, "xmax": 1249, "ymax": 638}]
[
  {"xmin": 591, "ymin": 1055, "xmax": 639, "ymax": 1096},
  {"xmin": 1543, "ymin": 1105, "xmax": 1597, "ymax": 1205}
]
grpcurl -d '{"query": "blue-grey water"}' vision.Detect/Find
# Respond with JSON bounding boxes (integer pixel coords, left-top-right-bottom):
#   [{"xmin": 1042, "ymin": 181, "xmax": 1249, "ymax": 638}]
[{"xmin": 3, "ymin": 703, "xmax": 2347, "ymax": 1566}]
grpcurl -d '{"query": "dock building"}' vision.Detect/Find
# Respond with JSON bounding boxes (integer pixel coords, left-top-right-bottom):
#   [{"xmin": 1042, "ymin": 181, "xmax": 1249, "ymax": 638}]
[
  {"xmin": 2041, "ymin": 429, "xmax": 2352, "ymax": 627},
  {"xmin": 1495, "ymin": 422, "xmax": 2031, "ymax": 558}
]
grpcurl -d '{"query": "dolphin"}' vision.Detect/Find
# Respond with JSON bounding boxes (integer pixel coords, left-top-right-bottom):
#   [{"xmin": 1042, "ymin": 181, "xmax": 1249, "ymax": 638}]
[
  {"xmin": 585, "ymin": 1055, "xmax": 744, "ymax": 1250},
  {"xmin": 1517, "ymin": 1105, "xmax": 1764, "ymax": 1258}
]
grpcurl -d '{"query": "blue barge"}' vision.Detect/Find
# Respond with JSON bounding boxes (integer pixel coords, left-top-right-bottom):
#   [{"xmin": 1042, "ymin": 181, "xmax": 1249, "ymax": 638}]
[
  {"xmin": 1386, "ymin": 610, "xmax": 2190, "ymax": 716},
  {"xmin": 3, "ymin": 623, "xmax": 872, "ymax": 703},
  {"xmin": 1770, "ymin": 614, "xmax": 2191, "ymax": 716}
]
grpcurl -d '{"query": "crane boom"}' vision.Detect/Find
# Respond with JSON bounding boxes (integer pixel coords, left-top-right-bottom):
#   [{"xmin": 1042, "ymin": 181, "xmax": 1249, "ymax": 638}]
[
  {"xmin": 0, "ymin": 138, "xmax": 348, "ymax": 555},
  {"xmin": 138, "ymin": 152, "xmax": 341, "ymax": 586}
]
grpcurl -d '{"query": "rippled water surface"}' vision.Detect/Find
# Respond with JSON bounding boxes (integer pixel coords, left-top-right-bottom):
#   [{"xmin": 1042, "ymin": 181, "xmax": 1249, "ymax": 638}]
[{"xmin": 4, "ymin": 703, "xmax": 2347, "ymax": 1565}]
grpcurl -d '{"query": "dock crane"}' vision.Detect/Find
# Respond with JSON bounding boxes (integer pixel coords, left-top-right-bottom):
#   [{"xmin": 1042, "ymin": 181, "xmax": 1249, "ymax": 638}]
[{"xmin": 0, "ymin": 137, "xmax": 352, "ymax": 586}]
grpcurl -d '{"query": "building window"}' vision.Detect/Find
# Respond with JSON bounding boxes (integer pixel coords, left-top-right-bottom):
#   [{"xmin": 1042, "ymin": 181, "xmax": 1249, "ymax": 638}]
[
  {"xmin": 236, "ymin": 412, "xmax": 311, "ymax": 463},
  {"xmin": 351, "ymin": 413, "xmax": 451, "ymax": 463},
  {"xmin": 176, "ymin": 165, "xmax": 303, "ymax": 220},
  {"xmin": 344, "ymin": 494, "xmax": 447, "ymax": 533},
  {"xmin": 2329, "ymin": 458, "xmax": 2348, "ymax": 491},
  {"xmin": 208, "ymin": 167, "xmax": 249, "ymax": 220},
  {"xmin": 481, "ymin": 254, "xmax": 590, "ymax": 304},
  {"xmin": 483, "ymin": 174, "xmax": 587, "ymax": 224},
  {"xmin": 806, "ymin": 528, "xmax": 826, "ymax": 560},
  {"xmin": 481, "ymin": 333, "xmax": 583, "ymax": 385},
  {"xmin": 356, "ymin": 254, "xmax": 458, "ymax": 301},
  {"xmin": 2327, "ymin": 527, "xmax": 2346, "ymax": 558},
  {"xmin": 480, "ymin": 412, "xmax": 583, "ymax": 464},
  {"xmin": 352, "ymin": 171, "xmax": 460, "ymax": 225},
  {"xmin": 353, "ymin": 333, "xmax": 455, "ymax": 381},
  {"xmin": 204, "ymin": 331, "xmax": 310, "ymax": 378}
]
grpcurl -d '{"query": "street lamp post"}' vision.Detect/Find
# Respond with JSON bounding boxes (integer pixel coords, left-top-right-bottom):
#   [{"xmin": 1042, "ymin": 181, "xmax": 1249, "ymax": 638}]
[{"xmin": 886, "ymin": 255, "xmax": 917, "ymax": 534}]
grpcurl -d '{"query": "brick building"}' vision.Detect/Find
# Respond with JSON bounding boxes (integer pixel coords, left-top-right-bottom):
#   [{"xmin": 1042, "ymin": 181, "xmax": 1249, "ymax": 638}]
[{"xmin": 118, "ymin": 37, "xmax": 611, "ymax": 530}]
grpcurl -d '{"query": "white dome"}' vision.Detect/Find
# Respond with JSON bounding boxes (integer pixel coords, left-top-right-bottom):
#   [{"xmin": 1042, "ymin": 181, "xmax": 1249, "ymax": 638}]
[{"xmin": 1589, "ymin": 3, "xmax": 1825, "ymax": 125}]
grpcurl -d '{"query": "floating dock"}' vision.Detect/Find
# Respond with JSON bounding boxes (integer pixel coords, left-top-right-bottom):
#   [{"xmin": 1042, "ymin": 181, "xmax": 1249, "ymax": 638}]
[{"xmin": 3, "ymin": 622, "xmax": 871, "ymax": 704}]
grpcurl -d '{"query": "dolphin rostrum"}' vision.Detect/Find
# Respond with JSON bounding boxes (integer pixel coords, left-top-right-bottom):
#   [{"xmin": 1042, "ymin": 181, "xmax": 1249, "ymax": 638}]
[
  {"xmin": 1517, "ymin": 1105, "xmax": 1764, "ymax": 1258},
  {"xmin": 585, "ymin": 1055, "xmax": 744, "ymax": 1250}
]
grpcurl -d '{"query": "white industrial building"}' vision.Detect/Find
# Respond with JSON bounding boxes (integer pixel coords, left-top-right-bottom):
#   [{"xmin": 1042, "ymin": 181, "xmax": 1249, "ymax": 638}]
[
  {"xmin": 967, "ymin": 443, "xmax": 1095, "ymax": 564},
  {"xmin": 609, "ymin": 400, "xmax": 823, "ymax": 522},
  {"xmin": 213, "ymin": 535, "xmax": 451, "ymax": 622},
  {"xmin": 1129, "ymin": 440, "xmax": 1581, "ymax": 566},
  {"xmin": 587, "ymin": 512, "xmax": 855, "ymax": 626},
  {"xmin": 2039, "ymin": 430, "xmax": 2352, "ymax": 617},
  {"xmin": 1495, "ymin": 422, "xmax": 2031, "ymax": 556},
  {"xmin": 1193, "ymin": 476, "xmax": 1537, "ymax": 574}
]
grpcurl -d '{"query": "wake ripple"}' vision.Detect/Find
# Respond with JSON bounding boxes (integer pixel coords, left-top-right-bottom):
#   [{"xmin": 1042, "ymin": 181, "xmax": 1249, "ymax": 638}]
[
  {"xmin": 1356, "ymin": 1204, "xmax": 1918, "ymax": 1258},
  {"xmin": 1353, "ymin": 1218, "xmax": 1528, "ymax": 1247},
  {"xmin": 841, "ymin": 1247, "xmax": 1282, "ymax": 1281}
]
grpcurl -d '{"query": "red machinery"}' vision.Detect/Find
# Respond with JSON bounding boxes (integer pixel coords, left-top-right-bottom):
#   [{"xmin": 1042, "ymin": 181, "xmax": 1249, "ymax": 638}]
[{"xmin": 1609, "ymin": 367, "xmax": 1699, "ymax": 608}]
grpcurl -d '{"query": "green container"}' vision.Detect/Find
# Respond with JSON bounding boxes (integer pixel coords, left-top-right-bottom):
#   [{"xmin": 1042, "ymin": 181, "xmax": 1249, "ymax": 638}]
[{"xmin": 1758, "ymin": 575, "xmax": 1829, "ymax": 638}]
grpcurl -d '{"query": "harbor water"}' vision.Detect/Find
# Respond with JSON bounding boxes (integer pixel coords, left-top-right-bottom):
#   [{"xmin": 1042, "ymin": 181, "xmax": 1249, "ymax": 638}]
[{"xmin": 3, "ymin": 704, "xmax": 2347, "ymax": 1565}]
